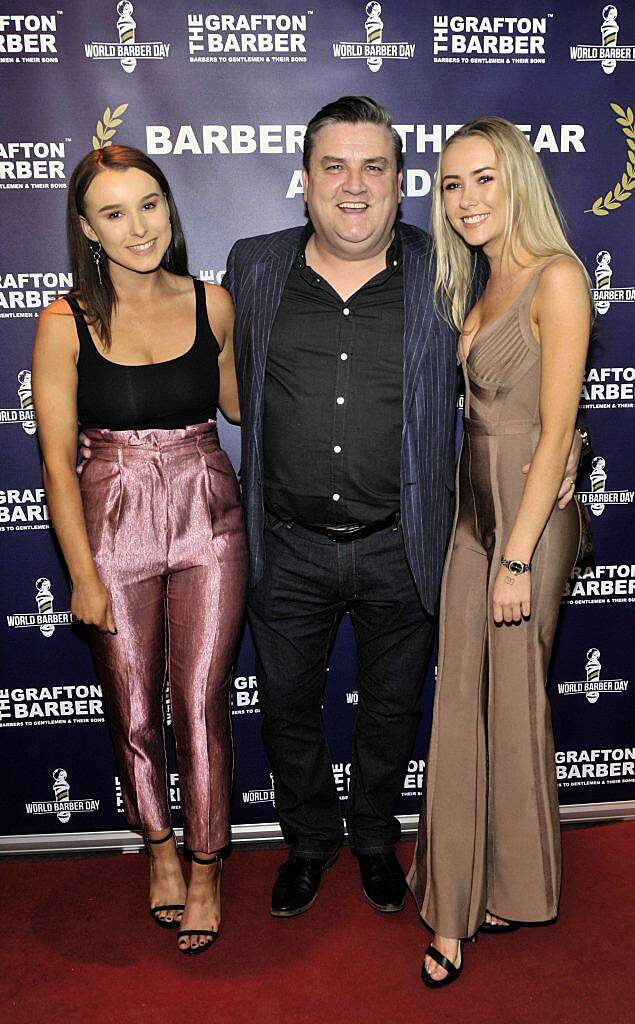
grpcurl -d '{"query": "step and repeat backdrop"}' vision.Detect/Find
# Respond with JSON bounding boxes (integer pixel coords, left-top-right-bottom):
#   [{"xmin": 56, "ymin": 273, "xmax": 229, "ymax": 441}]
[{"xmin": 0, "ymin": 0, "xmax": 633, "ymax": 851}]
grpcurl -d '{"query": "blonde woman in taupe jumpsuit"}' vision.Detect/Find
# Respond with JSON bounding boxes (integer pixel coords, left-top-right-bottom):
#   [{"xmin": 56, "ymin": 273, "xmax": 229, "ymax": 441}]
[{"xmin": 407, "ymin": 117, "xmax": 591, "ymax": 988}]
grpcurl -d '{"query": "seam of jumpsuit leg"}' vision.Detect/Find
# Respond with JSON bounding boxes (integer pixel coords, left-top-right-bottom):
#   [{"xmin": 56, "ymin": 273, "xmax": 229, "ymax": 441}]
[
  {"xmin": 465, "ymin": 607, "xmax": 489, "ymax": 936},
  {"xmin": 420, "ymin": 533, "xmax": 458, "ymax": 924},
  {"xmin": 526, "ymin": 559, "xmax": 555, "ymax": 915},
  {"xmin": 487, "ymin": 435, "xmax": 502, "ymax": 911}
]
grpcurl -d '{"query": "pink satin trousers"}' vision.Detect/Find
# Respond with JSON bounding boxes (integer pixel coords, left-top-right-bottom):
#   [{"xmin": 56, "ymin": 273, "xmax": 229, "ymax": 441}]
[{"xmin": 80, "ymin": 422, "xmax": 247, "ymax": 852}]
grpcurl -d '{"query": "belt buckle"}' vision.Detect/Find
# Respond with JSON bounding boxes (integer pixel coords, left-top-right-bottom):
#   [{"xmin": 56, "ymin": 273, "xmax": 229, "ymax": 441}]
[{"xmin": 326, "ymin": 524, "xmax": 363, "ymax": 543}]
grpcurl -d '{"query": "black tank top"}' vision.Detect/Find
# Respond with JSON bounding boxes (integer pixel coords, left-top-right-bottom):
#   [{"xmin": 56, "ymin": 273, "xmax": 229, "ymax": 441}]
[{"xmin": 69, "ymin": 277, "xmax": 220, "ymax": 430}]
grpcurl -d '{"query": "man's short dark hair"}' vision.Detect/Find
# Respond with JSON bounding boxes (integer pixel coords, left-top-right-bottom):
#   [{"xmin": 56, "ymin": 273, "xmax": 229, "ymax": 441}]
[{"xmin": 303, "ymin": 95, "xmax": 403, "ymax": 174}]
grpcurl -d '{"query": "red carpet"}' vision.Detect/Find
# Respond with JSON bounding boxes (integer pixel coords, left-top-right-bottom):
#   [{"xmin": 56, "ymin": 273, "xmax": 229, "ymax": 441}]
[{"xmin": 1, "ymin": 822, "xmax": 632, "ymax": 1024}]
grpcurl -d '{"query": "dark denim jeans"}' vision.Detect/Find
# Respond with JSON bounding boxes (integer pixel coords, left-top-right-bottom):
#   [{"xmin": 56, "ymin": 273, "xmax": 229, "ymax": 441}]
[{"xmin": 247, "ymin": 513, "xmax": 435, "ymax": 859}]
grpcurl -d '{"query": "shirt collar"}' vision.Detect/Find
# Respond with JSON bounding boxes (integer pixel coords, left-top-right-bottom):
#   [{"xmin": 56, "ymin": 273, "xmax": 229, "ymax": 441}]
[{"xmin": 297, "ymin": 220, "xmax": 402, "ymax": 272}]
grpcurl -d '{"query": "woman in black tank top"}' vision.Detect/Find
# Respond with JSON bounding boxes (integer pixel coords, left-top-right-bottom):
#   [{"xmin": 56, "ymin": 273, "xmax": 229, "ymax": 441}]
[{"xmin": 31, "ymin": 146, "xmax": 248, "ymax": 956}]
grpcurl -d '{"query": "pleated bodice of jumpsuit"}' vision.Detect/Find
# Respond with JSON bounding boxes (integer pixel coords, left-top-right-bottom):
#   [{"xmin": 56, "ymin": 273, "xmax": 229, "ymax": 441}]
[{"xmin": 407, "ymin": 259, "xmax": 581, "ymax": 939}]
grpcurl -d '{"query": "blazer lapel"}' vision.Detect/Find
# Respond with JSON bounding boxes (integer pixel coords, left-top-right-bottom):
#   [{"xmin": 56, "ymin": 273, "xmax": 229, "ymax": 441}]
[
  {"xmin": 247, "ymin": 234, "xmax": 299, "ymax": 476},
  {"xmin": 251, "ymin": 246, "xmax": 297, "ymax": 410},
  {"xmin": 402, "ymin": 240, "xmax": 435, "ymax": 423}
]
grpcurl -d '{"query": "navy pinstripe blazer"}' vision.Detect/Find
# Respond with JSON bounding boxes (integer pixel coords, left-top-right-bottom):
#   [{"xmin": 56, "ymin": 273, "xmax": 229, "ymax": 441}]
[{"xmin": 223, "ymin": 222, "xmax": 458, "ymax": 614}]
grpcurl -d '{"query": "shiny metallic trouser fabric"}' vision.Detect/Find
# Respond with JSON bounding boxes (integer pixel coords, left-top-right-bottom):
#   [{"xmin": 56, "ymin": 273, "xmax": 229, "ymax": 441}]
[{"xmin": 80, "ymin": 422, "xmax": 247, "ymax": 852}]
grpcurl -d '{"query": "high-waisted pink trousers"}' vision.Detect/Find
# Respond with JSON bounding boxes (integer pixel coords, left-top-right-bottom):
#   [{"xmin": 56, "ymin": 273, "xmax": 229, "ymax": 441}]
[{"xmin": 80, "ymin": 422, "xmax": 248, "ymax": 852}]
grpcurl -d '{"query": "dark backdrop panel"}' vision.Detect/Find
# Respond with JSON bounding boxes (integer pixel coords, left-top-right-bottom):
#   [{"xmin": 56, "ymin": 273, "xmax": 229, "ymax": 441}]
[{"xmin": 1, "ymin": 1, "xmax": 633, "ymax": 847}]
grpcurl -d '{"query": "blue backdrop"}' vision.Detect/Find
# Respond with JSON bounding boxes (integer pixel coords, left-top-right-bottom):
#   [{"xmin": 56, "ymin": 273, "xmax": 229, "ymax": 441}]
[{"xmin": 1, "ymin": 0, "xmax": 633, "ymax": 851}]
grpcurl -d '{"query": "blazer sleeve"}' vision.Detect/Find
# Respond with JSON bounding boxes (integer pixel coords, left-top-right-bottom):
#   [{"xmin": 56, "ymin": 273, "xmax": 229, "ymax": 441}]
[{"xmin": 222, "ymin": 241, "xmax": 239, "ymax": 304}]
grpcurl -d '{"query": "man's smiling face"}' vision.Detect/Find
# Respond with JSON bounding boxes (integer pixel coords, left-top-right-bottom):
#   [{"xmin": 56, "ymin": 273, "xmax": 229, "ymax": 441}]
[{"xmin": 302, "ymin": 121, "xmax": 402, "ymax": 261}]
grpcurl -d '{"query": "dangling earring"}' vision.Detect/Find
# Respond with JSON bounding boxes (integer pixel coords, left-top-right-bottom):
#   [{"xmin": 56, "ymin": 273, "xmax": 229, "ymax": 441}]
[{"xmin": 91, "ymin": 241, "xmax": 103, "ymax": 285}]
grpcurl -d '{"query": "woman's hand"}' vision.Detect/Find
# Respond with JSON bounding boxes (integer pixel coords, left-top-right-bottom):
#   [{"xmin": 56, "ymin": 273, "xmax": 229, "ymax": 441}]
[
  {"xmin": 76, "ymin": 432, "xmax": 92, "ymax": 476},
  {"xmin": 71, "ymin": 576, "xmax": 117, "ymax": 634},
  {"xmin": 492, "ymin": 565, "xmax": 531, "ymax": 624}
]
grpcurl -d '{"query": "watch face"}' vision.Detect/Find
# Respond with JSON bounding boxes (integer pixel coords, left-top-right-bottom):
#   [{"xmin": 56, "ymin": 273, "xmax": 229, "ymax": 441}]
[{"xmin": 508, "ymin": 560, "xmax": 524, "ymax": 575}]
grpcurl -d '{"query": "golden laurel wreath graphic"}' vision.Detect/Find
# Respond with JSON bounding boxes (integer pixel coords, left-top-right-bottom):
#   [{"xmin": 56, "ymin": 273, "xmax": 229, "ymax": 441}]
[
  {"xmin": 92, "ymin": 103, "xmax": 129, "ymax": 151},
  {"xmin": 586, "ymin": 103, "xmax": 635, "ymax": 216}
]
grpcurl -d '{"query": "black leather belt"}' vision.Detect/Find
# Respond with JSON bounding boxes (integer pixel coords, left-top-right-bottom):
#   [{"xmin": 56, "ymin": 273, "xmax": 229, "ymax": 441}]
[{"xmin": 282, "ymin": 511, "xmax": 400, "ymax": 543}]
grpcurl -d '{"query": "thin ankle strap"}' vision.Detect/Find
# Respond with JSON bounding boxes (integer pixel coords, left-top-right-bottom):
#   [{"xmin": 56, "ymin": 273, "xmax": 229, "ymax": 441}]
[
  {"xmin": 191, "ymin": 852, "xmax": 222, "ymax": 865},
  {"xmin": 145, "ymin": 829, "xmax": 175, "ymax": 845}
]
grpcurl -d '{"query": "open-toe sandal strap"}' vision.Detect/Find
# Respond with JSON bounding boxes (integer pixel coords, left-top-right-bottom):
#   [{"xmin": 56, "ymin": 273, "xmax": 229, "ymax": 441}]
[
  {"xmin": 178, "ymin": 929, "xmax": 219, "ymax": 939},
  {"xmin": 151, "ymin": 904, "xmax": 185, "ymax": 914},
  {"xmin": 145, "ymin": 829, "xmax": 175, "ymax": 845},
  {"xmin": 191, "ymin": 852, "xmax": 222, "ymax": 865},
  {"xmin": 425, "ymin": 944, "xmax": 459, "ymax": 978}
]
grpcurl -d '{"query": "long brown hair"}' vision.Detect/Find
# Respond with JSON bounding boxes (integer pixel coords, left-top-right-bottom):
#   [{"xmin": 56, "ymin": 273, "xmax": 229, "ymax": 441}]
[{"xmin": 67, "ymin": 145, "xmax": 189, "ymax": 347}]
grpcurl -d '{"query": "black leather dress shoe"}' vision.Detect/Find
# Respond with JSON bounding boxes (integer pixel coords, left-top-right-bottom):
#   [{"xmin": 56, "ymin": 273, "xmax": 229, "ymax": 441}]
[
  {"xmin": 270, "ymin": 855, "xmax": 336, "ymax": 917},
  {"xmin": 357, "ymin": 852, "xmax": 407, "ymax": 913}
]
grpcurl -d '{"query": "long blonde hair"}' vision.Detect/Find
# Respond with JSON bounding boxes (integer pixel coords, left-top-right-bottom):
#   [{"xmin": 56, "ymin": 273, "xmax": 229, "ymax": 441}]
[{"xmin": 432, "ymin": 116, "xmax": 589, "ymax": 330}]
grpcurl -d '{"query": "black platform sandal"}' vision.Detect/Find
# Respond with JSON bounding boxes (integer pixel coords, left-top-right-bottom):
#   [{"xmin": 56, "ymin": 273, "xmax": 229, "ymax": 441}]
[
  {"xmin": 146, "ymin": 829, "xmax": 185, "ymax": 930},
  {"xmin": 178, "ymin": 852, "xmax": 222, "ymax": 957}
]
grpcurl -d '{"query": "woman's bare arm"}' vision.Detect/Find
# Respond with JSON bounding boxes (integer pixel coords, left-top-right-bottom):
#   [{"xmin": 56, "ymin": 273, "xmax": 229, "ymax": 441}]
[
  {"xmin": 205, "ymin": 283, "xmax": 240, "ymax": 423},
  {"xmin": 31, "ymin": 299, "xmax": 116, "ymax": 633},
  {"xmin": 493, "ymin": 257, "xmax": 590, "ymax": 622}
]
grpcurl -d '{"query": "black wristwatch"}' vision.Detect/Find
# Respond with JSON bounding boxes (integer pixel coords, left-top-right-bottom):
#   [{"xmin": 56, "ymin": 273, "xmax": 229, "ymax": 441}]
[{"xmin": 501, "ymin": 557, "xmax": 532, "ymax": 575}]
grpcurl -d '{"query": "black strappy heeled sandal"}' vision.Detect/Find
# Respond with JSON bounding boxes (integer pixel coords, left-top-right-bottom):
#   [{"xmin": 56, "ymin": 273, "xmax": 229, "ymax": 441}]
[
  {"xmin": 479, "ymin": 913, "xmax": 521, "ymax": 935},
  {"xmin": 421, "ymin": 935, "xmax": 476, "ymax": 989},
  {"xmin": 178, "ymin": 852, "xmax": 222, "ymax": 957},
  {"xmin": 146, "ymin": 829, "xmax": 185, "ymax": 930}
]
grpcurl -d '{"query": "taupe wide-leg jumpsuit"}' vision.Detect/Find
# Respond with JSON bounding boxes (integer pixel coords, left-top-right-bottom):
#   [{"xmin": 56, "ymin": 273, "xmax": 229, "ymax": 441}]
[{"xmin": 407, "ymin": 262, "xmax": 581, "ymax": 939}]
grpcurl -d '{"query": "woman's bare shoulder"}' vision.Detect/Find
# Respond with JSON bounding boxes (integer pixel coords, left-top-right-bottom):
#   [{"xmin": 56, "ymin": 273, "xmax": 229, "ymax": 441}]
[
  {"xmin": 34, "ymin": 297, "xmax": 80, "ymax": 361},
  {"xmin": 538, "ymin": 254, "xmax": 588, "ymax": 292}
]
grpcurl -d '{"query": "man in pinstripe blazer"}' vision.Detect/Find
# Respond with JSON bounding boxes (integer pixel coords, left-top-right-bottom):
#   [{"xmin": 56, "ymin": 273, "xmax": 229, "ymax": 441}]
[{"xmin": 223, "ymin": 97, "xmax": 459, "ymax": 919}]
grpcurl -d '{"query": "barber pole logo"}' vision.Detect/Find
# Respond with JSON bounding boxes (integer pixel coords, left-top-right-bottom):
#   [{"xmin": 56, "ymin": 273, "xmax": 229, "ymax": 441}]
[
  {"xmin": 332, "ymin": 2, "xmax": 416, "ymax": 71},
  {"xmin": 576, "ymin": 457, "xmax": 634, "ymax": 516},
  {"xmin": 84, "ymin": 2, "xmax": 170, "ymax": 73},
  {"xmin": 595, "ymin": 250, "xmax": 613, "ymax": 313},
  {"xmin": 5, "ymin": 578, "xmax": 74, "ymax": 635},
  {"xmin": 600, "ymin": 4, "xmax": 620, "ymax": 73},
  {"xmin": 557, "ymin": 647, "xmax": 628, "ymax": 703},
  {"xmin": 585, "ymin": 647, "xmax": 602, "ymax": 703},
  {"xmin": 35, "ymin": 577, "xmax": 54, "ymax": 636},
  {"xmin": 0, "ymin": 371, "xmax": 37, "ymax": 434},
  {"xmin": 590, "ymin": 457, "xmax": 607, "ymax": 515},
  {"xmin": 591, "ymin": 250, "xmax": 635, "ymax": 313},
  {"xmin": 17, "ymin": 371, "xmax": 36, "ymax": 434},
  {"xmin": 52, "ymin": 768, "xmax": 71, "ymax": 822},
  {"xmin": 24, "ymin": 768, "xmax": 100, "ymax": 821},
  {"xmin": 570, "ymin": 5, "xmax": 634, "ymax": 74}
]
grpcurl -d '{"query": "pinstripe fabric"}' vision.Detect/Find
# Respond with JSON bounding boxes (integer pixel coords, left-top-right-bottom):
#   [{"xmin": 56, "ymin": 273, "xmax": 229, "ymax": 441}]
[{"xmin": 223, "ymin": 223, "xmax": 458, "ymax": 613}]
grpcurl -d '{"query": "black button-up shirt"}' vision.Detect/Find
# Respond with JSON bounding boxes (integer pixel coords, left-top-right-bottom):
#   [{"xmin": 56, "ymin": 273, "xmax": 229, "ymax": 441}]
[{"xmin": 262, "ymin": 224, "xmax": 404, "ymax": 526}]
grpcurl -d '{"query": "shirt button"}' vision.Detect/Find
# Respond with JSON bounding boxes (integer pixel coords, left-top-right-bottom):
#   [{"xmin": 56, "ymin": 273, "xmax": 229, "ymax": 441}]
[
  {"xmin": 342, "ymin": 307, "xmax": 350, "ymax": 316},
  {"xmin": 340, "ymin": 352, "xmax": 348, "ymax": 361},
  {"xmin": 333, "ymin": 445, "xmax": 342, "ymax": 453},
  {"xmin": 332, "ymin": 493, "xmax": 340, "ymax": 501},
  {"xmin": 336, "ymin": 396, "xmax": 345, "ymax": 405}
]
